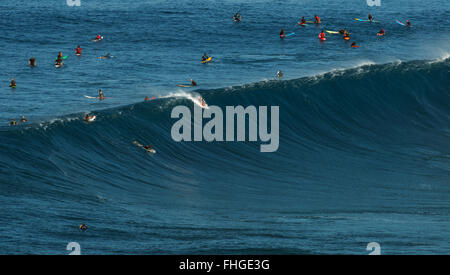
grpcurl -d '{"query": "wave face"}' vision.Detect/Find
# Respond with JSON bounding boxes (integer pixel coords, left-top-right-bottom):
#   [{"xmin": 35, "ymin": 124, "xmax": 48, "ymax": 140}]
[{"xmin": 1, "ymin": 59, "xmax": 449, "ymax": 254}]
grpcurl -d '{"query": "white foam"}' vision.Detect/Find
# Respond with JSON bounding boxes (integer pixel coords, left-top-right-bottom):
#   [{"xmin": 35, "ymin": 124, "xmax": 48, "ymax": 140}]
[{"xmin": 159, "ymin": 90, "xmax": 208, "ymax": 109}]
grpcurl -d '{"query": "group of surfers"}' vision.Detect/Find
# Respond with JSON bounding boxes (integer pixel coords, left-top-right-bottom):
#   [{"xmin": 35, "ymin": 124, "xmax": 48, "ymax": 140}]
[{"xmin": 281, "ymin": 13, "xmax": 411, "ymax": 49}]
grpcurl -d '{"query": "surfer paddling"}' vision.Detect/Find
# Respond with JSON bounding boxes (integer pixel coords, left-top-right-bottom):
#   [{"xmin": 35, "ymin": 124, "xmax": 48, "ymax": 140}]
[
  {"xmin": 133, "ymin": 140, "xmax": 156, "ymax": 153},
  {"xmin": 98, "ymin": 53, "xmax": 111, "ymax": 59},
  {"xmin": 92, "ymin": 34, "xmax": 102, "ymax": 42}
]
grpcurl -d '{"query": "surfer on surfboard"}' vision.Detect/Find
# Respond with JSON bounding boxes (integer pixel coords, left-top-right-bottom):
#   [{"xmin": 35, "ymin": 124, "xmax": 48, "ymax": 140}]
[
  {"xmin": 92, "ymin": 35, "xmax": 103, "ymax": 42},
  {"xmin": 368, "ymin": 13, "xmax": 373, "ymax": 22},
  {"xmin": 377, "ymin": 29, "xmax": 386, "ymax": 36},
  {"xmin": 133, "ymin": 141, "xmax": 156, "ymax": 153},
  {"xmin": 9, "ymin": 118, "xmax": 18, "ymax": 126},
  {"xmin": 343, "ymin": 30, "xmax": 350, "ymax": 40},
  {"xmin": 199, "ymin": 97, "xmax": 206, "ymax": 107},
  {"xmin": 29, "ymin": 57, "xmax": 36, "ymax": 67},
  {"xmin": 299, "ymin": 17, "xmax": 306, "ymax": 25},
  {"xmin": 98, "ymin": 89, "xmax": 105, "ymax": 100},
  {"xmin": 314, "ymin": 15, "xmax": 321, "ymax": 24},
  {"xmin": 280, "ymin": 29, "xmax": 286, "ymax": 38},
  {"xmin": 201, "ymin": 52, "xmax": 210, "ymax": 62},
  {"xmin": 84, "ymin": 114, "xmax": 96, "ymax": 122},
  {"xmin": 75, "ymin": 45, "xmax": 82, "ymax": 56},
  {"xmin": 9, "ymin": 78, "xmax": 16, "ymax": 88},
  {"xmin": 190, "ymin": 79, "xmax": 197, "ymax": 86},
  {"xmin": 277, "ymin": 70, "xmax": 283, "ymax": 78},
  {"xmin": 98, "ymin": 53, "xmax": 111, "ymax": 59},
  {"xmin": 233, "ymin": 12, "xmax": 241, "ymax": 22},
  {"xmin": 318, "ymin": 30, "xmax": 326, "ymax": 41}
]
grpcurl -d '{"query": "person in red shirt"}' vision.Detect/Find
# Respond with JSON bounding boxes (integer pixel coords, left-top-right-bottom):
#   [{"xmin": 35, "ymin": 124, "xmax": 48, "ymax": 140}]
[
  {"xmin": 318, "ymin": 30, "xmax": 326, "ymax": 41},
  {"xmin": 314, "ymin": 15, "xmax": 321, "ymax": 24},
  {"xmin": 75, "ymin": 45, "xmax": 82, "ymax": 56}
]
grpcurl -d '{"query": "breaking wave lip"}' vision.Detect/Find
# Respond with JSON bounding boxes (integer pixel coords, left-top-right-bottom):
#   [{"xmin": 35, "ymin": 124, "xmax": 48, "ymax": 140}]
[{"xmin": 1, "ymin": 56, "xmax": 448, "ymax": 133}]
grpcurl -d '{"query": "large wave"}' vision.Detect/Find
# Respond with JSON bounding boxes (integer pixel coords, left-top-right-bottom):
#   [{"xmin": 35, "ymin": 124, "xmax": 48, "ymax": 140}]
[{"xmin": 1, "ymin": 58, "xmax": 449, "ymax": 210}]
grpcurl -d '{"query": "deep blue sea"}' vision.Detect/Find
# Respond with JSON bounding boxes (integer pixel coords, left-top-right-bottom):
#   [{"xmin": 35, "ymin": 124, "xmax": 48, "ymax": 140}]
[{"xmin": 0, "ymin": 0, "xmax": 449, "ymax": 254}]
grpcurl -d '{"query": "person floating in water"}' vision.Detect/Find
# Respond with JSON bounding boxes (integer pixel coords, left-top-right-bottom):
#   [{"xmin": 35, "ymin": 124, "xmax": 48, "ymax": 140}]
[
  {"xmin": 368, "ymin": 13, "xmax": 373, "ymax": 22},
  {"xmin": 21, "ymin": 116, "xmax": 27, "ymax": 122},
  {"xmin": 406, "ymin": 19, "xmax": 411, "ymax": 27},
  {"xmin": 277, "ymin": 70, "xmax": 283, "ymax": 78},
  {"xmin": 98, "ymin": 89, "xmax": 105, "ymax": 100},
  {"xmin": 9, "ymin": 118, "xmax": 18, "ymax": 126},
  {"xmin": 79, "ymin": 224, "xmax": 87, "ymax": 231},
  {"xmin": 233, "ymin": 12, "xmax": 241, "ymax": 22},
  {"xmin": 201, "ymin": 52, "xmax": 209, "ymax": 62},
  {"xmin": 75, "ymin": 45, "xmax": 82, "ymax": 56},
  {"xmin": 9, "ymin": 78, "xmax": 16, "ymax": 87},
  {"xmin": 29, "ymin": 57, "xmax": 36, "ymax": 67},
  {"xmin": 314, "ymin": 14, "xmax": 321, "ymax": 24},
  {"xmin": 377, "ymin": 29, "xmax": 386, "ymax": 36},
  {"xmin": 99, "ymin": 53, "xmax": 111, "ymax": 59},
  {"xmin": 280, "ymin": 29, "xmax": 286, "ymax": 38}
]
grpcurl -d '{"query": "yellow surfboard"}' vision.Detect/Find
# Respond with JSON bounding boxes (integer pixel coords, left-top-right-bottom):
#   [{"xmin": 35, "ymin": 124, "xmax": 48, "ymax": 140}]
[{"xmin": 202, "ymin": 56, "xmax": 212, "ymax": 63}]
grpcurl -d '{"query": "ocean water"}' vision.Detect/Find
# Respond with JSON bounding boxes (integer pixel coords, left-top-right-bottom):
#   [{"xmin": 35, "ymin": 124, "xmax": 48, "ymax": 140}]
[{"xmin": 0, "ymin": 0, "xmax": 449, "ymax": 254}]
